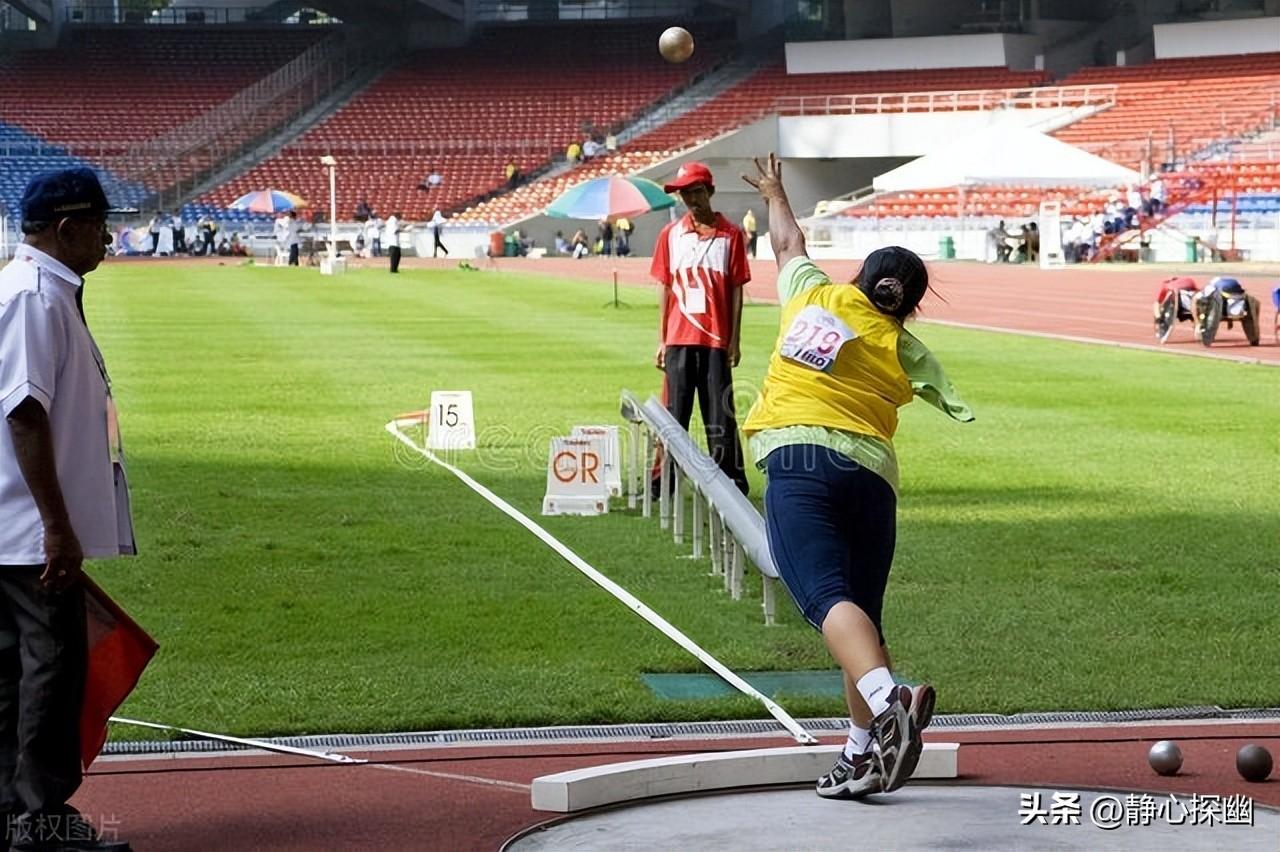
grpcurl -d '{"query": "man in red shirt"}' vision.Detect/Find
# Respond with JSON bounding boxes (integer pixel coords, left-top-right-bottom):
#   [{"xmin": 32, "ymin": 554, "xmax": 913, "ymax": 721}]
[{"xmin": 651, "ymin": 161, "xmax": 751, "ymax": 496}]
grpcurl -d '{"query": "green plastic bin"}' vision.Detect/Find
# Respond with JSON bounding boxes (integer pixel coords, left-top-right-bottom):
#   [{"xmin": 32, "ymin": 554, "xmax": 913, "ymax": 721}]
[
  {"xmin": 938, "ymin": 236, "xmax": 955, "ymax": 260},
  {"xmin": 1185, "ymin": 238, "xmax": 1198, "ymax": 263}
]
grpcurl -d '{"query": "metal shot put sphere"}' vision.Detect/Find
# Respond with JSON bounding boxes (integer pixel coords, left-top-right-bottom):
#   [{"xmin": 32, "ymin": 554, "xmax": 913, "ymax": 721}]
[
  {"xmin": 1236, "ymin": 744, "xmax": 1274, "ymax": 782},
  {"xmin": 659, "ymin": 26, "xmax": 695, "ymax": 64},
  {"xmin": 1147, "ymin": 740, "xmax": 1182, "ymax": 776}
]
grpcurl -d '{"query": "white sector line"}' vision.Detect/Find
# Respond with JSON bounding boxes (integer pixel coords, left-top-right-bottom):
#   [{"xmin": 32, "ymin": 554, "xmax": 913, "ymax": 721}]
[{"xmin": 385, "ymin": 422, "xmax": 817, "ymax": 746}]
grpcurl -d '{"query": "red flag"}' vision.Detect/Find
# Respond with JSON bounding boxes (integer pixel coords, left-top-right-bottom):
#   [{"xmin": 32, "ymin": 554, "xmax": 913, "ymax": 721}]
[{"xmin": 80, "ymin": 578, "xmax": 158, "ymax": 769}]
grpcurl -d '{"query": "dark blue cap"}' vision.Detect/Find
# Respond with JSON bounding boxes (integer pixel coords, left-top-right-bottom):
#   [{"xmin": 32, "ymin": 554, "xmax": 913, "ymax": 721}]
[{"xmin": 20, "ymin": 167, "xmax": 123, "ymax": 222}]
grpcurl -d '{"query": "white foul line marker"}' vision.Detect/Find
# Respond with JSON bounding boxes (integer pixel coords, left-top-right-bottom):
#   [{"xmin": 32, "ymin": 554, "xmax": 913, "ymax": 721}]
[{"xmin": 385, "ymin": 422, "xmax": 817, "ymax": 746}]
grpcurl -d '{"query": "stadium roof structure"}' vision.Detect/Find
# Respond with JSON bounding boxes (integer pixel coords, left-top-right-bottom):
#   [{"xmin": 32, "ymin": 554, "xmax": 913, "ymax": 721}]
[{"xmin": 871, "ymin": 124, "xmax": 1141, "ymax": 193}]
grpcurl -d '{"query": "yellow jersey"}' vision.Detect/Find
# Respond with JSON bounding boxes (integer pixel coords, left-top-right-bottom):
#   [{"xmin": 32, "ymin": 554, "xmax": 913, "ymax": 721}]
[{"xmin": 744, "ymin": 282, "xmax": 910, "ymax": 443}]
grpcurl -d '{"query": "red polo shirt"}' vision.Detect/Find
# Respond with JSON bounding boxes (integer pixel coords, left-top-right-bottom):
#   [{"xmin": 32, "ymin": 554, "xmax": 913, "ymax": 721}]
[{"xmin": 651, "ymin": 212, "xmax": 751, "ymax": 349}]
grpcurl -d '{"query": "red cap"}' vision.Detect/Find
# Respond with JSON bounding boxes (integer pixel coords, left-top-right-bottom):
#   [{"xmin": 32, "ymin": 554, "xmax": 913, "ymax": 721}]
[{"xmin": 664, "ymin": 162, "xmax": 714, "ymax": 193}]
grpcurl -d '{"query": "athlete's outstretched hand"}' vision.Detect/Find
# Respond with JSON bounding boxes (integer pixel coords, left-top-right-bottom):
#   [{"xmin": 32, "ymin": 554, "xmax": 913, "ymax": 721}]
[{"xmin": 742, "ymin": 153, "xmax": 786, "ymax": 202}]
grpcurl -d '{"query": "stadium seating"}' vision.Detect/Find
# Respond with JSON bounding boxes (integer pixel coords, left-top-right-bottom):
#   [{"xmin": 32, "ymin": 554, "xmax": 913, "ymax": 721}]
[
  {"xmin": 199, "ymin": 23, "xmax": 734, "ymax": 221},
  {"xmin": 0, "ymin": 28, "xmax": 327, "ymax": 156},
  {"xmin": 451, "ymin": 150, "xmax": 675, "ymax": 224},
  {"xmin": 839, "ymin": 185, "xmax": 1116, "ymax": 220},
  {"xmin": 459, "ymin": 64, "xmax": 1047, "ymax": 223},
  {"xmin": 0, "ymin": 121, "xmax": 149, "ymax": 217},
  {"xmin": 1053, "ymin": 54, "xmax": 1280, "ymax": 167}
]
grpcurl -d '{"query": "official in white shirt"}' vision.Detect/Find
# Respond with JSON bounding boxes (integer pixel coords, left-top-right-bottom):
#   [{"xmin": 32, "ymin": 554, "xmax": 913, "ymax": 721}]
[
  {"xmin": 0, "ymin": 167, "xmax": 133, "ymax": 850},
  {"xmin": 384, "ymin": 213, "xmax": 402, "ymax": 274}
]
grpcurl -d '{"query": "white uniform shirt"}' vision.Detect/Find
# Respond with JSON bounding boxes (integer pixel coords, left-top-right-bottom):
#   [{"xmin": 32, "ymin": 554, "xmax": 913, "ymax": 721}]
[
  {"xmin": 0, "ymin": 245, "xmax": 136, "ymax": 563},
  {"xmin": 383, "ymin": 216, "xmax": 399, "ymax": 248}
]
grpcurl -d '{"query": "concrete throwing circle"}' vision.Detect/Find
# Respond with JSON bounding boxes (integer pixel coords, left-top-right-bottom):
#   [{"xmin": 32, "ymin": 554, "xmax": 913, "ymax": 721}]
[{"xmin": 508, "ymin": 786, "xmax": 1278, "ymax": 851}]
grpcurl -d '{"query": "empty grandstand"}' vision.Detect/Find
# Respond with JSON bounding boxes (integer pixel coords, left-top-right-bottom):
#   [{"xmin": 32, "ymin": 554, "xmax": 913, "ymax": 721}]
[{"xmin": 4, "ymin": 0, "xmax": 1280, "ymax": 262}]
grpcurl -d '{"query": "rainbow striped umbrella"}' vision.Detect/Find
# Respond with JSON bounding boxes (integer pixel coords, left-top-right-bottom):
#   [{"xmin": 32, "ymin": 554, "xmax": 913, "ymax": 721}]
[
  {"xmin": 546, "ymin": 175, "xmax": 675, "ymax": 221},
  {"xmin": 228, "ymin": 189, "xmax": 309, "ymax": 214}
]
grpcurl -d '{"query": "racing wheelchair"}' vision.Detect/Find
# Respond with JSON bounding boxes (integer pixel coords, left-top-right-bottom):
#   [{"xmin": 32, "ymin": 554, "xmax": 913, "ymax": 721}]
[{"xmin": 1154, "ymin": 276, "xmax": 1260, "ymax": 347}]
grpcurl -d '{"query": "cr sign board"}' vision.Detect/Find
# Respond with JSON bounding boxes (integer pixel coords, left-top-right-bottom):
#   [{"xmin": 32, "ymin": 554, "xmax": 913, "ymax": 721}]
[
  {"xmin": 571, "ymin": 425, "xmax": 622, "ymax": 497},
  {"xmin": 543, "ymin": 436, "xmax": 609, "ymax": 516}
]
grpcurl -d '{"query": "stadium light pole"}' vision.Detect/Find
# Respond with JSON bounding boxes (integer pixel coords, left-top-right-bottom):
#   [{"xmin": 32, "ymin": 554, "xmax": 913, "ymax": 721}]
[{"xmin": 320, "ymin": 154, "xmax": 338, "ymax": 262}]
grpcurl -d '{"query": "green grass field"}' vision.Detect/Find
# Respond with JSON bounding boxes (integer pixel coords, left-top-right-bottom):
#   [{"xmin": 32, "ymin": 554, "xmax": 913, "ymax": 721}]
[{"xmin": 86, "ymin": 261, "xmax": 1279, "ymax": 738}]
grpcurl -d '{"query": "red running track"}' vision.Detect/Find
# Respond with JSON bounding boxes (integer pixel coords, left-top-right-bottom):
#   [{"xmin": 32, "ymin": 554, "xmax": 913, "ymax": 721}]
[
  {"xmin": 411, "ymin": 256, "xmax": 1279, "ymax": 365},
  {"xmin": 74, "ymin": 723, "xmax": 1280, "ymax": 850}
]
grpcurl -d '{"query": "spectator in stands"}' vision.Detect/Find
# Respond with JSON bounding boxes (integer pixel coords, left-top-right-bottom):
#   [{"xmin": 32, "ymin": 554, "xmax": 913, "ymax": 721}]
[
  {"xmin": 1063, "ymin": 217, "xmax": 1088, "ymax": 263},
  {"xmin": 430, "ymin": 209, "xmax": 448, "ymax": 258},
  {"xmin": 566, "ymin": 141, "xmax": 583, "ymax": 164},
  {"xmin": 987, "ymin": 220, "xmax": 1012, "ymax": 263},
  {"xmin": 597, "ymin": 219, "xmax": 613, "ymax": 256},
  {"xmin": 1125, "ymin": 184, "xmax": 1143, "ymax": 228},
  {"xmin": 742, "ymin": 208, "xmax": 758, "ymax": 258},
  {"xmin": 364, "ymin": 215, "xmax": 382, "ymax": 258},
  {"xmin": 555, "ymin": 231, "xmax": 570, "ymax": 255},
  {"xmin": 504, "ymin": 161, "xmax": 521, "ymax": 189},
  {"xmin": 1104, "ymin": 195, "xmax": 1125, "ymax": 234},
  {"xmin": 355, "ymin": 197, "xmax": 372, "ymax": 222},
  {"xmin": 605, "ymin": 126, "xmax": 619, "ymax": 154},
  {"xmin": 385, "ymin": 212, "xmax": 402, "ymax": 273},
  {"xmin": 1, "ymin": 167, "xmax": 138, "ymax": 852},
  {"xmin": 583, "ymin": 138, "xmax": 603, "ymax": 161},
  {"xmin": 1146, "ymin": 176, "xmax": 1166, "ymax": 217},
  {"xmin": 614, "ymin": 217, "xmax": 633, "ymax": 257},
  {"xmin": 419, "ymin": 168, "xmax": 443, "ymax": 191},
  {"xmin": 650, "ymin": 160, "xmax": 751, "ymax": 498},
  {"xmin": 571, "ymin": 229, "xmax": 590, "ymax": 259}
]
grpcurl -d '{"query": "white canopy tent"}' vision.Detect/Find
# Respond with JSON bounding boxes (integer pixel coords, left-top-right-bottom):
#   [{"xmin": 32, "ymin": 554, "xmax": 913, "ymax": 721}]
[{"xmin": 871, "ymin": 124, "xmax": 1141, "ymax": 194}]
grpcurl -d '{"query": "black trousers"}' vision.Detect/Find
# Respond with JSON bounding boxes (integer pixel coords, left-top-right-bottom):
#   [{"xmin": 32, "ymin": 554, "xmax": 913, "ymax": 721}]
[
  {"xmin": 433, "ymin": 228, "xmax": 448, "ymax": 257},
  {"xmin": 653, "ymin": 345, "xmax": 749, "ymax": 495},
  {"xmin": 288, "ymin": 244, "xmax": 299, "ymax": 266},
  {"xmin": 0, "ymin": 568, "xmax": 86, "ymax": 817},
  {"xmin": 388, "ymin": 245, "xmax": 402, "ymax": 273}
]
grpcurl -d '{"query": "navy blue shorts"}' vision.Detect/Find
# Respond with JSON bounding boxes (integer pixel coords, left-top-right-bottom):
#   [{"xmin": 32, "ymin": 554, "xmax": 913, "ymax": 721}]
[{"xmin": 763, "ymin": 444, "xmax": 897, "ymax": 641}]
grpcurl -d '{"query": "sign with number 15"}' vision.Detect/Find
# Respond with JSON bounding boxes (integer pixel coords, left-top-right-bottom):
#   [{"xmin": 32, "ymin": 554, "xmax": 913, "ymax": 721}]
[{"xmin": 427, "ymin": 390, "xmax": 476, "ymax": 450}]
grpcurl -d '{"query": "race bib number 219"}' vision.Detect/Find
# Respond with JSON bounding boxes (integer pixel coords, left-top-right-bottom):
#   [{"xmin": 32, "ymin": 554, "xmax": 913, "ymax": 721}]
[{"xmin": 779, "ymin": 305, "xmax": 857, "ymax": 372}]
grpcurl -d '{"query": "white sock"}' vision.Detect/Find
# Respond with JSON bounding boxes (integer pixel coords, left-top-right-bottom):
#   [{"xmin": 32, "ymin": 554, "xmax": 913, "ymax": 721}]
[
  {"xmin": 842, "ymin": 723, "xmax": 873, "ymax": 760},
  {"xmin": 856, "ymin": 667, "xmax": 897, "ymax": 717}
]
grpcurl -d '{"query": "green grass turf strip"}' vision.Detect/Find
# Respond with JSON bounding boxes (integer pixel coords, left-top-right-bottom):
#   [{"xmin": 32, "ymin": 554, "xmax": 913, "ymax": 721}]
[{"xmin": 81, "ymin": 262, "xmax": 1279, "ymax": 738}]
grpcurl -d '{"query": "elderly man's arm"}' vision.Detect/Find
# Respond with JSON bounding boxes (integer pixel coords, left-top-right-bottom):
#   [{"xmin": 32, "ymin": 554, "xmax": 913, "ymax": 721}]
[{"xmin": 6, "ymin": 397, "xmax": 83, "ymax": 591}]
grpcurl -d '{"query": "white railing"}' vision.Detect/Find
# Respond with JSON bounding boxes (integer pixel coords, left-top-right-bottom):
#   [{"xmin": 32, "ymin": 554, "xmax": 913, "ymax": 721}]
[
  {"xmin": 774, "ymin": 84, "xmax": 1118, "ymax": 117},
  {"xmin": 282, "ymin": 139, "xmax": 565, "ymax": 157}
]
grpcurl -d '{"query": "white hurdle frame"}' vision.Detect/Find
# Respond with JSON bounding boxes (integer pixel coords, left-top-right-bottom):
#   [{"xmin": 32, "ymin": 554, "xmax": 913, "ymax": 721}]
[{"xmin": 620, "ymin": 390, "xmax": 782, "ymax": 626}]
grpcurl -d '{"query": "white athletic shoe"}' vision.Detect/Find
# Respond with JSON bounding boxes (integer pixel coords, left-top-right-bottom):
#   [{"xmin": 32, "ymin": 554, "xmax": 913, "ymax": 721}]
[{"xmin": 815, "ymin": 750, "xmax": 880, "ymax": 800}]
